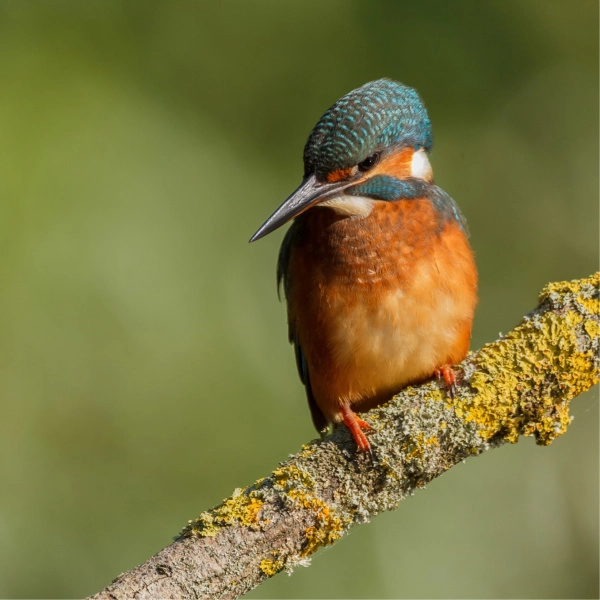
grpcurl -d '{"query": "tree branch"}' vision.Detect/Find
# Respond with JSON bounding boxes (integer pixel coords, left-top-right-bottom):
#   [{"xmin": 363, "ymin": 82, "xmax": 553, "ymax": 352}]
[{"xmin": 89, "ymin": 273, "xmax": 599, "ymax": 600}]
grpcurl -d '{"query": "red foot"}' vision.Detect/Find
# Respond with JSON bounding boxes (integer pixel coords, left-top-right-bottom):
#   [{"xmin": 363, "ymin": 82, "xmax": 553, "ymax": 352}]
[
  {"xmin": 341, "ymin": 404, "xmax": 372, "ymax": 455},
  {"xmin": 434, "ymin": 365, "xmax": 457, "ymax": 398}
]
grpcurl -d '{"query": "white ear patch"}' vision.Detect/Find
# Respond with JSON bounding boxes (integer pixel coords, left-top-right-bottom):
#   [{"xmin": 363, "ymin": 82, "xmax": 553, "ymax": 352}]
[
  {"xmin": 319, "ymin": 196, "xmax": 375, "ymax": 217},
  {"xmin": 411, "ymin": 149, "xmax": 433, "ymax": 181}
]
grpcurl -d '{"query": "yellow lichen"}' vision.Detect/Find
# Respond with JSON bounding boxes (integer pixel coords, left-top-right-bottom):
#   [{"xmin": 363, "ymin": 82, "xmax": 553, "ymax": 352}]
[
  {"xmin": 449, "ymin": 273, "xmax": 599, "ymax": 446},
  {"xmin": 298, "ymin": 444, "xmax": 317, "ymax": 458},
  {"xmin": 402, "ymin": 432, "xmax": 439, "ymax": 461},
  {"xmin": 272, "ymin": 464, "xmax": 315, "ymax": 491},
  {"xmin": 259, "ymin": 556, "xmax": 284, "ymax": 577},
  {"xmin": 584, "ymin": 319, "xmax": 600, "ymax": 339},
  {"xmin": 183, "ymin": 487, "xmax": 264, "ymax": 538},
  {"xmin": 288, "ymin": 490, "xmax": 346, "ymax": 555},
  {"xmin": 268, "ymin": 463, "xmax": 348, "ymax": 556},
  {"xmin": 538, "ymin": 274, "xmax": 597, "ymax": 305},
  {"xmin": 181, "ymin": 462, "xmax": 347, "ymax": 556},
  {"xmin": 404, "ymin": 386, "xmax": 444, "ymax": 403},
  {"xmin": 579, "ymin": 295, "xmax": 600, "ymax": 315}
]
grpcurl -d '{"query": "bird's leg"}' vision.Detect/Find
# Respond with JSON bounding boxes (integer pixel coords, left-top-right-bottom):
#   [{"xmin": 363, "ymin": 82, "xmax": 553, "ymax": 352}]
[
  {"xmin": 434, "ymin": 364, "xmax": 457, "ymax": 398},
  {"xmin": 341, "ymin": 404, "xmax": 372, "ymax": 454}
]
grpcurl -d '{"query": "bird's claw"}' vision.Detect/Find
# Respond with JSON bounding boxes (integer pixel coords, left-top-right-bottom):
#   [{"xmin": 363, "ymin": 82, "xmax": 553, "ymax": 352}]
[
  {"xmin": 341, "ymin": 405, "xmax": 373, "ymax": 456},
  {"xmin": 434, "ymin": 365, "xmax": 458, "ymax": 399}
]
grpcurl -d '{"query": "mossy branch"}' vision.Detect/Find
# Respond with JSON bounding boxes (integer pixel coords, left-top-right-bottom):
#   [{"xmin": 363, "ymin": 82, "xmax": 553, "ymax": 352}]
[{"xmin": 89, "ymin": 273, "xmax": 599, "ymax": 600}]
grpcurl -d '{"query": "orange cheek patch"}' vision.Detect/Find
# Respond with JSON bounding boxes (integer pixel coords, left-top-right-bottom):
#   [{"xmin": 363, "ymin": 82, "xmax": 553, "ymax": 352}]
[
  {"xmin": 326, "ymin": 168, "xmax": 354, "ymax": 182},
  {"xmin": 369, "ymin": 147, "xmax": 414, "ymax": 179},
  {"xmin": 325, "ymin": 147, "xmax": 417, "ymax": 184}
]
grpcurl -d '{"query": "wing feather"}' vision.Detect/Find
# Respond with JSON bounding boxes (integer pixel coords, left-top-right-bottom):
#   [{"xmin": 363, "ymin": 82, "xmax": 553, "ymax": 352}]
[{"xmin": 277, "ymin": 222, "xmax": 327, "ymax": 433}]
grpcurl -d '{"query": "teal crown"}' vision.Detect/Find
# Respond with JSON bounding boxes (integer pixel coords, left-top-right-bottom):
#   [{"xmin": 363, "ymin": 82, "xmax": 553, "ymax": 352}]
[{"xmin": 303, "ymin": 78, "xmax": 432, "ymax": 179}]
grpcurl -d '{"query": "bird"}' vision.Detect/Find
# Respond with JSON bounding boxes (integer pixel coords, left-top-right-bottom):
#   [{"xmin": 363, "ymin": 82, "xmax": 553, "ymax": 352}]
[{"xmin": 250, "ymin": 78, "xmax": 477, "ymax": 454}]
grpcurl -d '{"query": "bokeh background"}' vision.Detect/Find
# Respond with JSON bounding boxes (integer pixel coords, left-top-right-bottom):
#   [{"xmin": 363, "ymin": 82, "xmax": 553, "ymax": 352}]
[{"xmin": 0, "ymin": 1, "xmax": 597, "ymax": 598}]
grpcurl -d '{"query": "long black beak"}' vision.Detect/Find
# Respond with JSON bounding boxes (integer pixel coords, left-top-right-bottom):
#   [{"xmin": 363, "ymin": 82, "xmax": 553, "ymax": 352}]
[{"xmin": 249, "ymin": 174, "xmax": 355, "ymax": 242}]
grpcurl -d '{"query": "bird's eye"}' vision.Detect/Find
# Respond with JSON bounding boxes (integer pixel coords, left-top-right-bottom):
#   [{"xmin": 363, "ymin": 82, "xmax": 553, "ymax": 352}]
[{"xmin": 358, "ymin": 152, "xmax": 380, "ymax": 172}]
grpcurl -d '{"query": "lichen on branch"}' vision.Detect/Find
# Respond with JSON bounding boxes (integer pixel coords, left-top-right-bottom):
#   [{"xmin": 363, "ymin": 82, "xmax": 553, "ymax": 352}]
[
  {"xmin": 90, "ymin": 273, "xmax": 599, "ymax": 600},
  {"xmin": 457, "ymin": 273, "xmax": 599, "ymax": 445}
]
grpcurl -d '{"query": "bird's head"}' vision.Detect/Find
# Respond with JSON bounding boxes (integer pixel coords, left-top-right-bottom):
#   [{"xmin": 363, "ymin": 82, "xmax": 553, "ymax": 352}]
[{"xmin": 250, "ymin": 78, "xmax": 434, "ymax": 242}]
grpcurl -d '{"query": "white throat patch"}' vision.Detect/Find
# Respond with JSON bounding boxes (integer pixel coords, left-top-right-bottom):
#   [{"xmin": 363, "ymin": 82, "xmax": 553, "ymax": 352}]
[{"xmin": 318, "ymin": 196, "xmax": 375, "ymax": 217}]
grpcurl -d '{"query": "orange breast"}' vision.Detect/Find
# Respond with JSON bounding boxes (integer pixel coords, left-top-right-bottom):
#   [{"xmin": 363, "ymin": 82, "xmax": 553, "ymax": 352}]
[{"xmin": 286, "ymin": 198, "xmax": 478, "ymax": 423}]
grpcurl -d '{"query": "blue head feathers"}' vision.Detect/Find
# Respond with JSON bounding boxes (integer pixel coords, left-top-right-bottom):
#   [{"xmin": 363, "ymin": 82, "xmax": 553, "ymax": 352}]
[{"xmin": 303, "ymin": 78, "xmax": 433, "ymax": 179}]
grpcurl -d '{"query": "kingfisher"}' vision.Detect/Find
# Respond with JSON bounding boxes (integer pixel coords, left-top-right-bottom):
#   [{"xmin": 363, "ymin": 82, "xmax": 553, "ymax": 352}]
[{"xmin": 250, "ymin": 79, "xmax": 478, "ymax": 454}]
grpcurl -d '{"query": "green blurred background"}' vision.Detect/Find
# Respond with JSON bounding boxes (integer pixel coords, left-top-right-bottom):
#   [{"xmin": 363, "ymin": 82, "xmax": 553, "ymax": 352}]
[{"xmin": 0, "ymin": 1, "xmax": 597, "ymax": 598}]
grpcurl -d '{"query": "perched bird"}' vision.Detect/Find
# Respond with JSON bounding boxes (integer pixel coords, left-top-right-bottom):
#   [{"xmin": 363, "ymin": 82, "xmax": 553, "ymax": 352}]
[{"xmin": 250, "ymin": 79, "xmax": 477, "ymax": 453}]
